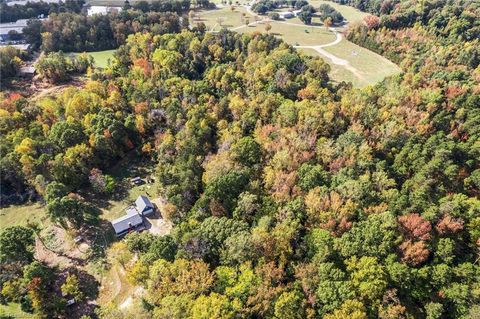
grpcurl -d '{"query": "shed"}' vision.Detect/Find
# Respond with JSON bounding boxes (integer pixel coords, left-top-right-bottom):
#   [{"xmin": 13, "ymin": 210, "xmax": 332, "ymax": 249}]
[
  {"xmin": 18, "ymin": 66, "xmax": 35, "ymax": 77},
  {"xmin": 280, "ymin": 11, "xmax": 294, "ymax": 19},
  {"xmin": 131, "ymin": 177, "xmax": 144, "ymax": 185},
  {"xmin": 135, "ymin": 195, "xmax": 155, "ymax": 216},
  {"xmin": 111, "ymin": 209, "xmax": 144, "ymax": 237}
]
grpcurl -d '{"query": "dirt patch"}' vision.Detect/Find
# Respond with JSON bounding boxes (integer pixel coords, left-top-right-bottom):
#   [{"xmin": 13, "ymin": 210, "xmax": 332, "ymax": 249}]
[
  {"xmin": 35, "ymin": 226, "xmax": 90, "ymax": 268},
  {"xmin": 146, "ymin": 198, "xmax": 173, "ymax": 236}
]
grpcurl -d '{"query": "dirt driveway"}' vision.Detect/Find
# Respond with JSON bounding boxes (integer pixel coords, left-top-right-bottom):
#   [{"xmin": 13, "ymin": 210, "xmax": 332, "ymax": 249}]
[{"xmin": 144, "ymin": 197, "xmax": 173, "ymax": 236}]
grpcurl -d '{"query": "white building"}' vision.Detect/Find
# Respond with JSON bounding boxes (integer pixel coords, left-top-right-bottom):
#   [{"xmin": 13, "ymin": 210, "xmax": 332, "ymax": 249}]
[{"xmin": 87, "ymin": 6, "xmax": 122, "ymax": 16}]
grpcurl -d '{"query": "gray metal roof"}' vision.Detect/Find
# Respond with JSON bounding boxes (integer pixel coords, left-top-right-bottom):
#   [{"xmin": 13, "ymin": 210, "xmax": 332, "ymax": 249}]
[
  {"xmin": 111, "ymin": 210, "xmax": 143, "ymax": 234},
  {"xmin": 135, "ymin": 195, "xmax": 154, "ymax": 213}
]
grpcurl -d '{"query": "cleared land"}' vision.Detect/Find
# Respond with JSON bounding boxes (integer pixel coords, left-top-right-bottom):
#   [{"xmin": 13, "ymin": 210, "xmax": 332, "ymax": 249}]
[
  {"xmin": 0, "ymin": 303, "xmax": 33, "ymax": 318},
  {"xmin": 311, "ymin": 0, "xmax": 369, "ymax": 24},
  {"xmin": 0, "ymin": 202, "xmax": 48, "ymax": 228},
  {"xmin": 298, "ymin": 47, "xmax": 364, "ymax": 86},
  {"xmin": 195, "ymin": 6, "xmax": 254, "ymax": 31},
  {"xmin": 194, "ymin": 0, "xmax": 401, "ymax": 86},
  {"xmin": 238, "ymin": 22, "xmax": 336, "ymax": 46},
  {"xmin": 322, "ymin": 39, "xmax": 401, "ymax": 85},
  {"xmin": 71, "ymin": 49, "xmax": 115, "ymax": 68}
]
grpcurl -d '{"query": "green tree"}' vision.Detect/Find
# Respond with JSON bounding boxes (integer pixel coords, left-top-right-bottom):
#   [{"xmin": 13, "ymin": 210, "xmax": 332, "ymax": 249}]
[{"xmin": 0, "ymin": 226, "xmax": 35, "ymax": 264}]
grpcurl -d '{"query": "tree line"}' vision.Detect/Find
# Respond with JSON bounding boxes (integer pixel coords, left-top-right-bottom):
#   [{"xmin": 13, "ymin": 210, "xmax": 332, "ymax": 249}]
[{"xmin": 0, "ymin": 0, "xmax": 84, "ymax": 23}]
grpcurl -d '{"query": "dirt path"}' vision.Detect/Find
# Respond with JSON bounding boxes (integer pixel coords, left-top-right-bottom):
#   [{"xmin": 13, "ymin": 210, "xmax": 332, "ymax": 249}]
[{"xmin": 294, "ymin": 29, "xmax": 367, "ymax": 81}]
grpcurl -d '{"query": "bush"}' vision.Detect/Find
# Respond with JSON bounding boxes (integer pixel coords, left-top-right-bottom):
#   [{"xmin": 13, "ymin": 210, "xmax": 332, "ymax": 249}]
[{"xmin": 269, "ymin": 12, "xmax": 280, "ymax": 20}]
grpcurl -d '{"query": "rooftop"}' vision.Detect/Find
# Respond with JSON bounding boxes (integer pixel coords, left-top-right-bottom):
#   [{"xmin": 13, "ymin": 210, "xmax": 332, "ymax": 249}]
[
  {"xmin": 135, "ymin": 195, "xmax": 154, "ymax": 213},
  {"xmin": 111, "ymin": 211, "xmax": 143, "ymax": 234}
]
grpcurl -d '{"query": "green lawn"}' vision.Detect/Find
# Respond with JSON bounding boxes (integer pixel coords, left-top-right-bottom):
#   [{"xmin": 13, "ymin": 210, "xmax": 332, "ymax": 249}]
[
  {"xmin": 310, "ymin": 0, "xmax": 369, "ymax": 24},
  {"xmin": 322, "ymin": 39, "xmax": 401, "ymax": 85},
  {"xmin": 0, "ymin": 302, "xmax": 34, "ymax": 318},
  {"xmin": 0, "ymin": 202, "xmax": 48, "ymax": 229},
  {"xmin": 298, "ymin": 48, "xmax": 365, "ymax": 86},
  {"xmin": 70, "ymin": 50, "xmax": 115, "ymax": 68},
  {"xmin": 87, "ymin": 50, "xmax": 116, "ymax": 68},
  {"xmin": 193, "ymin": 6, "xmax": 255, "ymax": 31},
  {"xmin": 238, "ymin": 21, "xmax": 336, "ymax": 46}
]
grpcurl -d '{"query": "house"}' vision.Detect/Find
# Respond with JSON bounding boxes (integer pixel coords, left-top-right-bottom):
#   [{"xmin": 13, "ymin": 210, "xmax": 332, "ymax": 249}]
[
  {"xmin": 87, "ymin": 6, "xmax": 122, "ymax": 16},
  {"xmin": 110, "ymin": 195, "xmax": 155, "ymax": 237},
  {"xmin": 111, "ymin": 209, "xmax": 144, "ymax": 237},
  {"xmin": 135, "ymin": 195, "xmax": 155, "ymax": 216}
]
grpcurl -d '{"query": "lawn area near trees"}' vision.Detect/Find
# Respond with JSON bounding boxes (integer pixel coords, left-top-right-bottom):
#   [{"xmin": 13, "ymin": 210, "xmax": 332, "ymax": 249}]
[
  {"xmin": 0, "ymin": 203, "xmax": 48, "ymax": 229},
  {"xmin": 322, "ymin": 38, "xmax": 401, "ymax": 84},
  {"xmin": 193, "ymin": 6, "xmax": 255, "ymax": 31},
  {"xmin": 193, "ymin": 1, "xmax": 400, "ymax": 87},
  {"xmin": 310, "ymin": 0, "xmax": 369, "ymax": 23},
  {"xmin": 297, "ymin": 47, "xmax": 364, "ymax": 86},
  {"xmin": 0, "ymin": 302, "xmax": 33, "ymax": 318},
  {"xmin": 70, "ymin": 50, "xmax": 116, "ymax": 68},
  {"xmin": 238, "ymin": 21, "xmax": 336, "ymax": 46}
]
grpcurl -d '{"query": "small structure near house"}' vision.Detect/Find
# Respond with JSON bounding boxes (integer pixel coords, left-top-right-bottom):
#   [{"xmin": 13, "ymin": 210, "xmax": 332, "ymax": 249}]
[
  {"xmin": 18, "ymin": 66, "xmax": 35, "ymax": 77},
  {"xmin": 131, "ymin": 176, "xmax": 144, "ymax": 185},
  {"xmin": 280, "ymin": 11, "xmax": 294, "ymax": 19},
  {"xmin": 135, "ymin": 195, "xmax": 155, "ymax": 216},
  {"xmin": 111, "ymin": 209, "xmax": 144, "ymax": 237}
]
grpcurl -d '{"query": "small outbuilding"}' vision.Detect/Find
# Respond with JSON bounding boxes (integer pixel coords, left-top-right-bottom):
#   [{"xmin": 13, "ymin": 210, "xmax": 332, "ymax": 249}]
[
  {"xmin": 131, "ymin": 177, "xmax": 144, "ymax": 185},
  {"xmin": 111, "ymin": 209, "xmax": 144, "ymax": 237},
  {"xmin": 135, "ymin": 195, "xmax": 155, "ymax": 216}
]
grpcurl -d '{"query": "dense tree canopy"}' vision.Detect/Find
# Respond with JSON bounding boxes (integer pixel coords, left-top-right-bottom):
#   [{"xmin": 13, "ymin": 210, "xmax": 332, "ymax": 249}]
[{"xmin": 1, "ymin": 0, "xmax": 480, "ymax": 317}]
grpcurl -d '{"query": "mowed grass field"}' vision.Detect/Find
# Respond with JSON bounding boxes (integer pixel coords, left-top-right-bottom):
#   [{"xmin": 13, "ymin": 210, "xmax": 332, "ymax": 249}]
[
  {"xmin": 0, "ymin": 202, "xmax": 48, "ymax": 229},
  {"xmin": 311, "ymin": 0, "xmax": 369, "ymax": 23},
  {"xmin": 0, "ymin": 302, "xmax": 34, "ymax": 318},
  {"xmin": 238, "ymin": 22, "xmax": 336, "ymax": 46},
  {"xmin": 194, "ymin": 6, "xmax": 254, "ymax": 31},
  {"xmin": 70, "ymin": 49, "xmax": 116, "ymax": 68},
  {"xmin": 194, "ymin": 0, "xmax": 401, "ymax": 87},
  {"xmin": 323, "ymin": 39, "xmax": 401, "ymax": 85},
  {"xmin": 298, "ymin": 47, "xmax": 364, "ymax": 86}
]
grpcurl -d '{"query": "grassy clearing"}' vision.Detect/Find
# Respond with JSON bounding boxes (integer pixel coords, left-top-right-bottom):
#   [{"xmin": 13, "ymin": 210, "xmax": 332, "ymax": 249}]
[
  {"xmin": 0, "ymin": 202, "xmax": 48, "ymax": 229},
  {"xmin": 0, "ymin": 302, "xmax": 34, "ymax": 318},
  {"xmin": 193, "ymin": 6, "xmax": 254, "ymax": 31},
  {"xmin": 298, "ymin": 47, "xmax": 365, "ymax": 86},
  {"xmin": 310, "ymin": 0, "xmax": 369, "ymax": 24},
  {"xmin": 322, "ymin": 39, "xmax": 401, "ymax": 85},
  {"xmin": 238, "ymin": 21, "xmax": 336, "ymax": 46},
  {"xmin": 71, "ymin": 50, "xmax": 115, "ymax": 68},
  {"xmin": 87, "ymin": 50, "xmax": 116, "ymax": 68}
]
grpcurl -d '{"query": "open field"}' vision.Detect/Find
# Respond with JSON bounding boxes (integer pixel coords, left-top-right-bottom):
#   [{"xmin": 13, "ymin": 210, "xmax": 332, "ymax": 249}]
[
  {"xmin": 323, "ymin": 39, "xmax": 401, "ymax": 85},
  {"xmin": 311, "ymin": 0, "xmax": 369, "ymax": 23},
  {"xmin": 0, "ymin": 302, "xmax": 34, "ymax": 318},
  {"xmin": 194, "ymin": 6, "xmax": 254, "ymax": 31},
  {"xmin": 0, "ymin": 202, "xmax": 48, "ymax": 229},
  {"xmin": 298, "ymin": 47, "xmax": 364, "ymax": 86},
  {"xmin": 70, "ymin": 49, "xmax": 115, "ymax": 68},
  {"xmin": 194, "ymin": 0, "xmax": 401, "ymax": 87},
  {"xmin": 238, "ymin": 21, "xmax": 336, "ymax": 46}
]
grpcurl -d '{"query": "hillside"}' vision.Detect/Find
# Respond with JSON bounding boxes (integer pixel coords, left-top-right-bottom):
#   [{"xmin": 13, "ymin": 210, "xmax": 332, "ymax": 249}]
[{"xmin": 0, "ymin": 0, "xmax": 479, "ymax": 318}]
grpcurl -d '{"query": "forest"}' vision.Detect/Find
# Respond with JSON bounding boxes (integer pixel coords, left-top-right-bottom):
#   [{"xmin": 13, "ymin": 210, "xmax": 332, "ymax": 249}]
[
  {"xmin": 0, "ymin": 0, "xmax": 479, "ymax": 318},
  {"xmin": 0, "ymin": 0, "xmax": 85, "ymax": 23}
]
